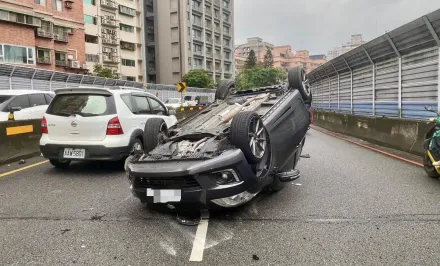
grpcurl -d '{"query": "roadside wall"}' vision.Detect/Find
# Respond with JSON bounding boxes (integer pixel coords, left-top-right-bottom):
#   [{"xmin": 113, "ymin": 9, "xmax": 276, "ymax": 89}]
[{"xmin": 313, "ymin": 110, "xmax": 431, "ymax": 156}]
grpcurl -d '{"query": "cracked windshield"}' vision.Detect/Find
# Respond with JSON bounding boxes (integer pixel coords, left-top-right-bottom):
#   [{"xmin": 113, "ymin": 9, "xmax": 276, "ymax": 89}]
[{"xmin": 1, "ymin": 0, "xmax": 440, "ymax": 265}]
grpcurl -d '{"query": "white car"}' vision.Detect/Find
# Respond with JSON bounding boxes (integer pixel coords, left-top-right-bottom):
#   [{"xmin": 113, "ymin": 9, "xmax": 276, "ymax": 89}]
[
  {"xmin": 0, "ymin": 90, "xmax": 55, "ymax": 121},
  {"xmin": 40, "ymin": 87, "xmax": 178, "ymax": 168},
  {"xmin": 164, "ymin": 98, "xmax": 188, "ymax": 109}
]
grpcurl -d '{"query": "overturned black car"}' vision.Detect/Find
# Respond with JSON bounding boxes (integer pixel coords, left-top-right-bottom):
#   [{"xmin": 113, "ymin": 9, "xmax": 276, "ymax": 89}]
[{"xmin": 125, "ymin": 67, "xmax": 312, "ymax": 210}]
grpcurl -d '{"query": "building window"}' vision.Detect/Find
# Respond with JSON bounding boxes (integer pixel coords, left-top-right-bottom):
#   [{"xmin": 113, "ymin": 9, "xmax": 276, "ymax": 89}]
[
  {"xmin": 53, "ymin": 0, "xmax": 62, "ymax": 11},
  {"xmin": 122, "ymin": 59, "xmax": 135, "ymax": 67},
  {"xmin": 224, "ymin": 51, "xmax": 230, "ymax": 59},
  {"xmin": 125, "ymin": 76, "xmax": 136, "ymax": 81},
  {"xmin": 224, "ymin": 38, "xmax": 230, "ymax": 47},
  {"xmin": 86, "ymin": 54, "xmax": 100, "ymax": 62},
  {"xmin": 84, "ymin": 15, "xmax": 96, "ymax": 24},
  {"xmin": 192, "ymin": 29, "xmax": 201, "ymax": 39},
  {"xmin": 223, "ymin": 0, "xmax": 228, "ymax": 8},
  {"xmin": 120, "ymin": 23, "xmax": 134, "ymax": 33},
  {"xmin": 121, "ymin": 41, "xmax": 135, "ymax": 51},
  {"xmin": 223, "ymin": 13, "xmax": 229, "ymax": 21},
  {"xmin": 223, "ymin": 26, "xmax": 229, "ymax": 34},
  {"xmin": 37, "ymin": 49, "xmax": 51, "ymax": 64},
  {"xmin": 224, "ymin": 63, "xmax": 230, "ymax": 71},
  {"xmin": 119, "ymin": 5, "xmax": 136, "ymax": 16},
  {"xmin": 83, "ymin": 0, "xmax": 95, "ymax": 5},
  {"xmin": 55, "ymin": 52, "xmax": 66, "ymax": 61},
  {"xmin": 192, "ymin": 58, "xmax": 202, "ymax": 68},
  {"xmin": 85, "ymin": 34, "xmax": 98, "ymax": 43},
  {"xmin": 193, "ymin": 44, "xmax": 202, "ymax": 52},
  {"xmin": 0, "ymin": 44, "xmax": 35, "ymax": 65},
  {"xmin": 35, "ymin": 0, "xmax": 46, "ymax": 6}
]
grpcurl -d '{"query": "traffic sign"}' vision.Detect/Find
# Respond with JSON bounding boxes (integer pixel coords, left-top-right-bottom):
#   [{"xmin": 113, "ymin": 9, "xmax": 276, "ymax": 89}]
[{"xmin": 177, "ymin": 82, "xmax": 187, "ymax": 93}]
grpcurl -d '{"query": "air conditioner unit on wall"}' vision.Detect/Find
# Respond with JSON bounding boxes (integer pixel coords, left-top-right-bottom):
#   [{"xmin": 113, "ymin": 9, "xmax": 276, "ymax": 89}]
[
  {"xmin": 65, "ymin": 1, "xmax": 73, "ymax": 8},
  {"xmin": 82, "ymin": 64, "xmax": 89, "ymax": 69},
  {"xmin": 70, "ymin": 60, "xmax": 80, "ymax": 68}
]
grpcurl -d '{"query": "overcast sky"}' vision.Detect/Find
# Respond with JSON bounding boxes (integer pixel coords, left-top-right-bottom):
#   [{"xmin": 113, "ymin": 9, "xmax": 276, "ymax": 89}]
[{"xmin": 234, "ymin": 0, "xmax": 440, "ymax": 55}]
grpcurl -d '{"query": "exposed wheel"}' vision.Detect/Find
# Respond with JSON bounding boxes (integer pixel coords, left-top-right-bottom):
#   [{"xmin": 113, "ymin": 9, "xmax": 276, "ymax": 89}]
[
  {"xmin": 50, "ymin": 159, "xmax": 71, "ymax": 168},
  {"xmin": 143, "ymin": 118, "xmax": 168, "ymax": 154},
  {"xmin": 288, "ymin": 67, "xmax": 312, "ymax": 103},
  {"xmin": 230, "ymin": 111, "xmax": 268, "ymax": 164},
  {"xmin": 125, "ymin": 138, "xmax": 143, "ymax": 171},
  {"xmin": 215, "ymin": 79, "xmax": 235, "ymax": 101},
  {"xmin": 423, "ymin": 152, "xmax": 439, "ymax": 178}
]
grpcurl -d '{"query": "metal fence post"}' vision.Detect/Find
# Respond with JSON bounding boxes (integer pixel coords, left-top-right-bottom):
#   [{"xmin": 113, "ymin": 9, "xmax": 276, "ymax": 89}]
[
  {"xmin": 9, "ymin": 66, "xmax": 16, "ymax": 90},
  {"xmin": 372, "ymin": 64, "xmax": 376, "ymax": 116},
  {"xmin": 337, "ymin": 75, "xmax": 340, "ymax": 111},
  {"xmin": 49, "ymin": 72, "xmax": 55, "ymax": 91},
  {"xmin": 31, "ymin": 69, "xmax": 37, "ymax": 90},
  {"xmin": 398, "ymin": 57, "xmax": 402, "ymax": 118},
  {"xmin": 65, "ymin": 74, "xmax": 71, "ymax": 88},
  {"xmin": 79, "ymin": 76, "xmax": 84, "ymax": 85},
  {"xmin": 328, "ymin": 77, "xmax": 331, "ymax": 110}
]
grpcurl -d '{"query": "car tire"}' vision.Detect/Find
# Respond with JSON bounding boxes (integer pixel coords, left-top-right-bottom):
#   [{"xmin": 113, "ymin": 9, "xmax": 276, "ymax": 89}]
[
  {"xmin": 143, "ymin": 118, "xmax": 168, "ymax": 154},
  {"xmin": 49, "ymin": 159, "xmax": 71, "ymax": 168},
  {"xmin": 125, "ymin": 138, "xmax": 143, "ymax": 171},
  {"xmin": 215, "ymin": 79, "xmax": 235, "ymax": 101},
  {"xmin": 288, "ymin": 67, "xmax": 312, "ymax": 103},
  {"xmin": 230, "ymin": 111, "xmax": 268, "ymax": 164},
  {"xmin": 423, "ymin": 152, "xmax": 439, "ymax": 178}
]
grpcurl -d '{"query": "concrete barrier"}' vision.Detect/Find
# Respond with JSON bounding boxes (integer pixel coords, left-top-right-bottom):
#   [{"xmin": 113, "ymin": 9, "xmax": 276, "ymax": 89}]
[
  {"xmin": 313, "ymin": 110, "xmax": 432, "ymax": 156},
  {"xmin": 0, "ymin": 119, "xmax": 42, "ymax": 165}
]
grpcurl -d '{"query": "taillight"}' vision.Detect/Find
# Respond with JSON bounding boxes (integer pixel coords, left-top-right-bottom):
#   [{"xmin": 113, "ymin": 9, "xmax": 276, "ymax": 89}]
[
  {"xmin": 41, "ymin": 116, "xmax": 48, "ymax": 134},
  {"xmin": 106, "ymin": 116, "xmax": 124, "ymax": 135}
]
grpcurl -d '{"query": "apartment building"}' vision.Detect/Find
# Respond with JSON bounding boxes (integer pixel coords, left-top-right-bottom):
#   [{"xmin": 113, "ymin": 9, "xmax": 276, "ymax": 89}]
[
  {"xmin": 235, "ymin": 37, "xmax": 275, "ymax": 61},
  {"xmin": 327, "ymin": 34, "xmax": 366, "ymax": 60},
  {"xmin": 0, "ymin": 0, "xmax": 86, "ymax": 72},
  {"xmin": 144, "ymin": 0, "xmax": 234, "ymax": 85},
  {"xmin": 273, "ymin": 46, "xmax": 326, "ymax": 73},
  {"xmin": 83, "ymin": 0, "xmax": 144, "ymax": 82}
]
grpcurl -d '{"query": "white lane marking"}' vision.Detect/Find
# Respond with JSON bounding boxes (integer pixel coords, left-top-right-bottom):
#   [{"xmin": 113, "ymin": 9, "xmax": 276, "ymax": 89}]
[{"xmin": 189, "ymin": 211, "xmax": 210, "ymax": 262}]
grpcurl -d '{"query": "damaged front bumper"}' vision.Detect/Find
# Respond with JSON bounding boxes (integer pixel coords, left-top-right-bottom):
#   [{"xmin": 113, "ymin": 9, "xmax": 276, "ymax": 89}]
[{"xmin": 126, "ymin": 149, "xmax": 262, "ymax": 209}]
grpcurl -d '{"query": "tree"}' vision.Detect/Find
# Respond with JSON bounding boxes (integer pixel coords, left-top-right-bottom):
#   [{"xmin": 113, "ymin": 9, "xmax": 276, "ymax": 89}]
[
  {"xmin": 93, "ymin": 64, "xmax": 119, "ymax": 79},
  {"xmin": 263, "ymin": 48, "xmax": 274, "ymax": 68},
  {"xmin": 235, "ymin": 66, "xmax": 287, "ymax": 91},
  {"xmin": 245, "ymin": 49, "xmax": 257, "ymax": 69},
  {"xmin": 182, "ymin": 69, "xmax": 214, "ymax": 88}
]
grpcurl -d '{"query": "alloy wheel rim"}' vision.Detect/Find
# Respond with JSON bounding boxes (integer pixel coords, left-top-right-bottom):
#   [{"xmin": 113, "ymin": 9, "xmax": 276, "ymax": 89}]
[{"xmin": 248, "ymin": 117, "xmax": 267, "ymax": 159}]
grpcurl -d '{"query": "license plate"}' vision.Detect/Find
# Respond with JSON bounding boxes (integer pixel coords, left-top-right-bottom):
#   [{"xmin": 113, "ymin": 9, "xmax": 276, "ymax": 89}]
[
  {"xmin": 63, "ymin": 148, "xmax": 85, "ymax": 159},
  {"xmin": 147, "ymin": 188, "xmax": 181, "ymax": 203}
]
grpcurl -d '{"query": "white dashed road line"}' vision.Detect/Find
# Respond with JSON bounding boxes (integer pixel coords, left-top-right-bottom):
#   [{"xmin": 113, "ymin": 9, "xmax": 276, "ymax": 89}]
[{"xmin": 189, "ymin": 211, "xmax": 210, "ymax": 262}]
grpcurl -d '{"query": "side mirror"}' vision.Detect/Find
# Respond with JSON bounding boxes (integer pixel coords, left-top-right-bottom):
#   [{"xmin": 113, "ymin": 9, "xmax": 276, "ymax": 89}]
[
  {"xmin": 168, "ymin": 109, "xmax": 176, "ymax": 116},
  {"xmin": 9, "ymin": 106, "xmax": 22, "ymax": 113}
]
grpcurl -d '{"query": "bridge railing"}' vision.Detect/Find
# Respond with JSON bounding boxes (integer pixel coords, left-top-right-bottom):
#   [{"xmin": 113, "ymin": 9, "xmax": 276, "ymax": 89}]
[
  {"xmin": 0, "ymin": 63, "xmax": 216, "ymax": 103},
  {"xmin": 308, "ymin": 8, "xmax": 440, "ymax": 120}
]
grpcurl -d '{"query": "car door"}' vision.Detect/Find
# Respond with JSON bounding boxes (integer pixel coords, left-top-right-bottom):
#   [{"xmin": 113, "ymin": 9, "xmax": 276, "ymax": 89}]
[
  {"xmin": 131, "ymin": 94, "xmax": 153, "ymax": 130},
  {"xmin": 29, "ymin": 93, "xmax": 49, "ymax": 120},
  {"xmin": 8, "ymin": 95, "xmax": 31, "ymax": 121},
  {"xmin": 147, "ymin": 96, "xmax": 178, "ymax": 128}
]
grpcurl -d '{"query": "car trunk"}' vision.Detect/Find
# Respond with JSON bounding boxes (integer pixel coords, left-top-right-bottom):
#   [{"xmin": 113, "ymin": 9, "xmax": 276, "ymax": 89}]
[{"xmin": 45, "ymin": 90, "xmax": 117, "ymax": 142}]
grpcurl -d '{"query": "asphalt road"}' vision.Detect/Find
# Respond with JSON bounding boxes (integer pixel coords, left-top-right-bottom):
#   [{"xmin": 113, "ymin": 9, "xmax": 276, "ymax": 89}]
[{"xmin": 1, "ymin": 128, "xmax": 440, "ymax": 266}]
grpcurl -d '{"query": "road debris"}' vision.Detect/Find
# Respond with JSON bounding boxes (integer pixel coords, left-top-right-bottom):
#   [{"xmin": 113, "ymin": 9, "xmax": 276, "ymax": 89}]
[
  {"xmin": 18, "ymin": 159, "xmax": 25, "ymax": 164},
  {"xmin": 253, "ymin": 254, "xmax": 260, "ymax": 261},
  {"xmin": 61, "ymin": 229, "xmax": 71, "ymax": 234}
]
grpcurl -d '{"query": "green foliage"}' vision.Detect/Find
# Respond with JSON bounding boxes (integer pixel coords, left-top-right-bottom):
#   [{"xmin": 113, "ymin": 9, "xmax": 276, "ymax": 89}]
[
  {"xmin": 245, "ymin": 49, "xmax": 257, "ymax": 69},
  {"xmin": 182, "ymin": 69, "xmax": 214, "ymax": 88},
  {"xmin": 93, "ymin": 64, "xmax": 119, "ymax": 79},
  {"xmin": 235, "ymin": 66, "xmax": 287, "ymax": 90},
  {"xmin": 263, "ymin": 48, "xmax": 274, "ymax": 68}
]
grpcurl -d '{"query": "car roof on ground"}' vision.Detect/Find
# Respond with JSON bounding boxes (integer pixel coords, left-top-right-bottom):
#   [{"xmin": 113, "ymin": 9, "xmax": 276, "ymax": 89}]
[
  {"xmin": 0, "ymin": 90, "xmax": 54, "ymax": 95},
  {"xmin": 55, "ymin": 86, "xmax": 157, "ymax": 98}
]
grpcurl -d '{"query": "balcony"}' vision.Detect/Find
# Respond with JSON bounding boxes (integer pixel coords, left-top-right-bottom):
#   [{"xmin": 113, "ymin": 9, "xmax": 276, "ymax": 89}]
[
  {"xmin": 101, "ymin": 0, "xmax": 118, "ymax": 9},
  {"xmin": 103, "ymin": 56, "xmax": 119, "ymax": 63},
  {"xmin": 193, "ymin": 50, "xmax": 203, "ymax": 57},
  {"xmin": 54, "ymin": 33, "xmax": 68, "ymax": 42},
  {"xmin": 102, "ymin": 38, "xmax": 119, "ymax": 45},
  {"xmin": 36, "ymin": 29, "xmax": 53, "ymax": 39},
  {"xmin": 37, "ymin": 58, "xmax": 51, "ymax": 65},
  {"xmin": 148, "ymin": 67, "xmax": 156, "ymax": 74},
  {"xmin": 214, "ymin": 0, "xmax": 220, "ymax": 7},
  {"xmin": 146, "ymin": 8, "xmax": 154, "ymax": 18},
  {"xmin": 56, "ymin": 60, "xmax": 69, "ymax": 67},
  {"xmin": 147, "ymin": 39, "xmax": 155, "ymax": 46},
  {"xmin": 192, "ymin": 21, "xmax": 203, "ymax": 28},
  {"xmin": 192, "ymin": 5, "xmax": 203, "ymax": 14},
  {"xmin": 101, "ymin": 18, "xmax": 118, "ymax": 27}
]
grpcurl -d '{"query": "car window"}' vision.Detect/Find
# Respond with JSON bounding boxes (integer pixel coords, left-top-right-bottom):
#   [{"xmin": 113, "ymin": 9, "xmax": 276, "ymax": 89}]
[
  {"xmin": 9, "ymin": 95, "xmax": 30, "ymax": 109},
  {"xmin": 133, "ymin": 96, "xmax": 151, "ymax": 114},
  {"xmin": 29, "ymin": 94, "xmax": 47, "ymax": 107},
  {"xmin": 121, "ymin": 94, "xmax": 134, "ymax": 112},
  {"xmin": 47, "ymin": 94, "xmax": 116, "ymax": 117},
  {"xmin": 148, "ymin": 97, "xmax": 166, "ymax": 115},
  {"xmin": 0, "ymin": 95, "xmax": 12, "ymax": 104}
]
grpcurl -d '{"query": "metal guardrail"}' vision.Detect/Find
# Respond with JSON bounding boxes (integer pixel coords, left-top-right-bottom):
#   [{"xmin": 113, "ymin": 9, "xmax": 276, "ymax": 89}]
[
  {"xmin": 0, "ymin": 63, "xmax": 216, "ymax": 103},
  {"xmin": 308, "ymin": 8, "xmax": 440, "ymax": 120}
]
